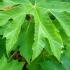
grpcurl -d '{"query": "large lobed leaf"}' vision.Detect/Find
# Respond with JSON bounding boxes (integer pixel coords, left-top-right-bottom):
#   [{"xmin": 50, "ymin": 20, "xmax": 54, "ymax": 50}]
[{"xmin": 0, "ymin": 0, "xmax": 70, "ymax": 70}]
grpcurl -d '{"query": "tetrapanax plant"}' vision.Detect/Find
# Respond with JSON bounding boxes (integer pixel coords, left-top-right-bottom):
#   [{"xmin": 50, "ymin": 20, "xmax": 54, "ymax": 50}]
[{"xmin": 0, "ymin": 0, "xmax": 70, "ymax": 70}]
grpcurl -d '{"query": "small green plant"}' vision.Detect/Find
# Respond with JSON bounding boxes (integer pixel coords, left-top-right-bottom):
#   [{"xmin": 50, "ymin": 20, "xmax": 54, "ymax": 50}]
[{"xmin": 0, "ymin": 0, "xmax": 70, "ymax": 70}]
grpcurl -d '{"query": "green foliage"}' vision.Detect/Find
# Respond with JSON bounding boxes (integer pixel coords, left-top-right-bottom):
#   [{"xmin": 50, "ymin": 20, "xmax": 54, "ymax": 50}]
[{"xmin": 0, "ymin": 0, "xmax": 70, "ymax": 70}]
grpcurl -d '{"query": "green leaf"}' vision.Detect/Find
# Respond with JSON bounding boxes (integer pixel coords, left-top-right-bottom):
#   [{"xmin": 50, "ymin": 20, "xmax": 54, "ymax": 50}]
[
  {"xmin": 65, "ymin": 39, "xmax": 70, "ymax": 59},
  {"xmin": 40, "ymin": 58, "xmax": 65, "ymax": 70},
  {"xmin": 0, "ymin": 55, "xmax": 23, "ymax": 70},
  {"xmin": 3, "ymin": 15, "xmax": 25, "ymax": 53},
  {"xmin": 0, "ymin": 13, "xmax": 10, "ymax": 26},
  {"xmin": 50, "ymin": 11, "xmax": 70, "ymax": 37},
  {"xmin": 32, "ymin": 7, "xmax": 63, "ymax": 61},
  {"xmin": 37, "ymin": 1, "xmax": 70, "ymax": 12},
  {"xmin": 44, "ymin": 39, "xmax": 53, "ymax": 56},
  {"xmin": 0, "ymin": 35, "xmax": 6, "ymax": 58},
  {"xmin": 61, "ymin": 55, "xmax": 70, "ymax": 70},
  {"xmin": 0, "ymin": 0, "xmax": 70, "ymax": 70},
  {"xmin": 0, "ymin": 0, "xmax": 15, "ymax": 8},
  {"xmin": 32, "ymin": 8, "xmax": 45, "ymax": 61},
  {"xmin": 28, "ymin": 55, "xmax": 42, "ymax": 70},
  {"xmin": 19, "ymin": 15, "xmax": 34, "ymax": 63}
]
